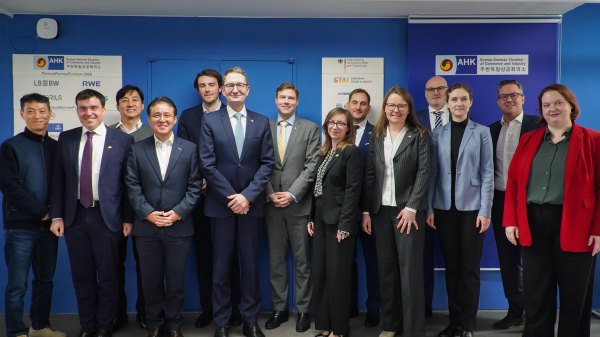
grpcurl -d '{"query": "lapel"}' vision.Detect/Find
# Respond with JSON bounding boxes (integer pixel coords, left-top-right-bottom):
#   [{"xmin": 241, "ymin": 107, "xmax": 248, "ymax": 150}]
[
  {"xmin": 143, "ymin": 137, "xmax": 163, "ymax": 182},
  {"xmin": 240, "ymin": 110, "xmax": 256, "ymax": 162},
  {"xmin": 373, "ymin": 134, "xmax": 385, "ymax": 165},
  {"xmin": 71, "ymin": 127, "xmax": 83, "ymax": 175},
  {"xmin": 219, "ymin": 110, "xmax": 240, "ymax": 161},
  {"xmin": 323, "ymin": 148, "xmax": 341, "ymax": 178},
  {"xmin": 458, "ymin": 119, "xmax": 475, "ymax": 162},
  {"xmin": 283, "ymin": 119, "xmax": 302, "ymax": 166},
  {"xmin": 359, "ymin": 122, "xmax": 374, "ymax": 150},
  {"xmin": 565, "ymin": 124, "xmax": 582, "ymax": 193},
  {"xmin": 394, "ymin": 128, "xmax": 417, "ymax": 159},
  {"xmin": 163, "ymin": 136, "xmax": 183, "ymax": 182},
  {"xmin": 519, "ymin": 128, "xmax": 546, "ymax": 187},
  {"xmin": 270, "ymin": 119, "xmax": 280, "ymax": 164},
  {"xmin": 440, "ymin": 123, "xmax": 452, "ymax": 170},
  {"xmin": 99, "ymin": 127, "xmax": 115, "ymax": 180}
]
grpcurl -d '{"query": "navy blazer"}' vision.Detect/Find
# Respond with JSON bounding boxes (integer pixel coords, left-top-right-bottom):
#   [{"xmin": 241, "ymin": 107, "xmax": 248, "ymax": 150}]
[
  {"xmin": 357, "ymin": 121, "xmax": 374, "ymax": 161},
  {"xmin": 177, "ymin": 102, "xmax": 226, "ymax": 146},
  {"xmin": 50, "ymin": 126, "xmax": 134, "ymax": 232},
  {"xmin": 488, "ymin": 113, "xmax": 543, "ymax": 172},
  {"xmin": 125, "ymin": 135, "xmax": 202, "ymax": 237},
  {"xmin": 416, "ymin": 108, "xmax": 432, "ymax": 132},
  {"xmin": 199, "ymin": 107, "xmax": 275, "ymax": 218}
]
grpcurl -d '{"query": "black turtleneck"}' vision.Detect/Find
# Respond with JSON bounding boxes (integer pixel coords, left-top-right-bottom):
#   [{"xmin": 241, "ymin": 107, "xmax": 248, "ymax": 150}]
[{"xmin": 451, "ymin": 118, "xmax": 469, "ymax": 205}]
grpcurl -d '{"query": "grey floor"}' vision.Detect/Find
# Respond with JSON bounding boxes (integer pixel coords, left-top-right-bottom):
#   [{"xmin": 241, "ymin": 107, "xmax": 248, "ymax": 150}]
[{"xmin": 3, "ymin": 311, "xmax": 600, "ymax": 337}]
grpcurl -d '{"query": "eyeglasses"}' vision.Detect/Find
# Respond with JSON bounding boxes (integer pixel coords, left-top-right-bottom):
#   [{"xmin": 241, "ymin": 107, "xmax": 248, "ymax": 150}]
[
  {"xmin": 499, "ymin": 92, "xmax": 523, "ymax": 101},
  {"xmin": 223, "ymin": 83, "xmax": 248, "ymax": 91},
  {"xmin": 425, "ymin": 86, "xmax": 447, "ymax": 93},
  {"xmin": 326, "ymin": 121, "xmax": 348, "ymax": 128},
  {"xmin": 150, "ymin": 113, "xmax": 173, "ymax": 120},
  {"xmin": 386, "ymin": 103, "xmax": 409, "ymax": 112}
]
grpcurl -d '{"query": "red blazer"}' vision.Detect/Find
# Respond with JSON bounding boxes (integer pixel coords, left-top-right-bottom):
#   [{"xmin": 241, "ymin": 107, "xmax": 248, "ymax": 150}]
[{"xmin": 503, "ymin": 123, "xmax": 600, "ymax": 252}]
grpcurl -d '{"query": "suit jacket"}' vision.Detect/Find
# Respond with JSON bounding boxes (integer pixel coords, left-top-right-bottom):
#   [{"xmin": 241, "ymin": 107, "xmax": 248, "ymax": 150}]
[
  {"xmin": 416, "ymin": 108, "xmax": 432, "ymax": 132},
  {"xmin": 199, "ymin": 107, "xmax": 275, "ymax": 218},
  {"xmin": 427, "ymin": 119, "xmax": 494, "ymax": 217},
  {"xmin": 362, "ymin": 128, "xmax": 430, "ymax": 214},
  {"xmin": 177, "ymin": 103, "xmax": 226, "ymax": 146},
  {"xmin": 357, "ymin": 121, "xmax": 374, "ymax": 161},
  {"xmin": 310, "ymin": 145, "xmax": 364, "ymax": 234},
  {"xmin": 125, "ymin": 136, "xmax": 202, "ymax": 237},
  {"xmin": 265, "ymin": 116, "xmax": 320, "ymax": 218},
  {"xmin": 504, "ymin": 123, "xmax": 600, "ymax": 252},
  {"xmin": 107, "ymin": 122, "xmax": 154, "ymax": 142},
  {"xmin": 50, "ymin": 126, "xmax": 134, "ymax": 232}
]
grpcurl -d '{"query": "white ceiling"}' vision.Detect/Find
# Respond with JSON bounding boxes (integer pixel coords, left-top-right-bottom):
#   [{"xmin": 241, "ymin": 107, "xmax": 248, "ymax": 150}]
[{"xmin": 0, "ymin": 0, "xmax": 591, "ymax": 18}]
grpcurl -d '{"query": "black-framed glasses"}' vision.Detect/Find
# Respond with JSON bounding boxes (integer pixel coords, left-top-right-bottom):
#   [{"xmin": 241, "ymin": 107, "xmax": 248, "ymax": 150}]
[
  {"xmin": 499, "ymin": 92, "xmax": 523, "ymax": 101},
  {"xmin": 386, "ymin": 103, "xmax": 409, "ymax": 112},
  {"xmin": 326, "ymin": 121, "xmax": 348, "ymax": 128},
  {"xmin": 223, "ymin": 83, "xmax": 248, "ymax": 91},
  {"xmin": 425, "ymin": 86, "xmax": 447, "ymax": 93}
]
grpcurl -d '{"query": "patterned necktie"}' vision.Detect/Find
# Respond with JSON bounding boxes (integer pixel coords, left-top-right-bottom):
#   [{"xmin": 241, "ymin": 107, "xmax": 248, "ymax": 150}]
[
  {"xmin": 234, "ymin": 113, "xmax": 244, "ymax": 158},
  {"xmin": 433, "ymin": 111, "xmax": 443, "ymax": 129},
  {"xmin": 80, "ymin": 131, "xmax": 94, "ymax": 208},
  {"xmin": 278, "ymin": 121, "xmax": 288, "ymax": 162}
]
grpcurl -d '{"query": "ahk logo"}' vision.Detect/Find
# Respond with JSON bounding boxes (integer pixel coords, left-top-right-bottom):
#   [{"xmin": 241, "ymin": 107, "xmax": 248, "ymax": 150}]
[{"xmin": 34, "ymin": 55, "xmax": 64, "ymax": 70}]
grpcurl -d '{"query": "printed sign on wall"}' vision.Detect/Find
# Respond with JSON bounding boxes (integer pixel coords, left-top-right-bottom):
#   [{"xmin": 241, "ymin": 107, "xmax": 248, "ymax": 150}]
[{"xmin": 436, "ymin": 55, "xmax": 529, "ymax": 75}]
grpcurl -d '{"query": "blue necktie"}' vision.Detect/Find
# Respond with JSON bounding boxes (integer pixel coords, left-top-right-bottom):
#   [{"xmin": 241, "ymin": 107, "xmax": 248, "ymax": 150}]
[
  {"xmin": 80, "ymin": 131, "xmax": 94, "ymax": 208},
  {"xmin": 234, "ymin": 113, "xmax": 244, "ymax": 158},
  {"xmin": 433, "ymin": 111, "xmax": 443, "ymax": 129}
]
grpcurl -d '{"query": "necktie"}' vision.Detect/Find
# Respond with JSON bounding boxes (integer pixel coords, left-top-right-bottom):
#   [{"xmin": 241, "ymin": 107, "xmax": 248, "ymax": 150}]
[
  {"xmin": 80, "ymin": 131, "xmax": 94, "ymax": 208},
  {"xmin": 355, "ymin": 125, "xmax": 359, "ymax": 130},
  {"xmin": 278, "ymin": 121, "xmax": 288, "ymax": 162},
  {"xmin": 234, "ymin": 113, "xmax": 244, "ymax": 158},
  {"xmin": 433, "ymin": 111, "xmax": 443, "ymax": 129}
]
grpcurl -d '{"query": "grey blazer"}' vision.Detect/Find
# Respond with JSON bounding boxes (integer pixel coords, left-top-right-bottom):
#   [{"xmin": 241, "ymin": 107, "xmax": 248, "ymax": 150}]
[
  {"xmin": 108, "ymin": 122, "xmax": 154, "ymax": 142},
  {"xmin": 362, "ymin": 128, "xmax": 430, "ymax": 213},
  {"xmin": 265, "ymin": 116, "xmax": 321, "ymax": 218}
]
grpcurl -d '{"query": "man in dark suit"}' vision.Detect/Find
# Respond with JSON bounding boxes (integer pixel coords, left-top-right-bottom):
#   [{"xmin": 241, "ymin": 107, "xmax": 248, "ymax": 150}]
[
  {"xmin": 488, "ymin": 79, "xmax": 542, "ymax": 330},
  {"xmin": 177, "ymin": 69, "xmax": 243, "ymax": 329},
  {"xmin": 50, "ymin": 89, "xmax": 134, "ymax": 337},
  {"xmin": 415, "ymin": 75, "xmax": 449, "ymax": 317},
  {"xmin": 108, "ymin": 85, "xmax": 154, "ymax": 331},
  {"xmin": 347, "ymin": 88, "xmax": 381, "ymax": 327},
  {"xmin": 125, "ymin": 96, "xmax": 202, "ymax": 337},
  {"xmin": 199, "ymin": 67, "xmax": 274, "ymax": 337}
]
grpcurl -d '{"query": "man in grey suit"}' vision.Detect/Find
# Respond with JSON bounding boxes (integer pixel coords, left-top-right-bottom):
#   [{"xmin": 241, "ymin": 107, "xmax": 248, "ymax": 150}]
[{"xmin": 264, "ymin": 83, "xmax": 320, "ymax": 332}]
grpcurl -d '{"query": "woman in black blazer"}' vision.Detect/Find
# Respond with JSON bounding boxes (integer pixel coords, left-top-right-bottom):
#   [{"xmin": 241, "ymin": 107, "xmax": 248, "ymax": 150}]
[
  {"xmin": 362, "ymin": 86, "xmax": 430, "ymax": 337},
  {"xmin": 308, "ymin": 107, "xmax": 364, "ymax": 337}
]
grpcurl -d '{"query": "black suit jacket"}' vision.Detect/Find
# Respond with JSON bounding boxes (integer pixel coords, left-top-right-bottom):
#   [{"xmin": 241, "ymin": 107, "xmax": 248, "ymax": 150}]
[
  {"xmin": 125, "ymin": 136, "xmax": 202, "ymax": 237},
  {"xmin": 310, "ymin": 145, "xmax": 364, "ymax": 234},
  {"xmin": 177, "ymin": 103, "xmax": 226, "ymax": 145}
]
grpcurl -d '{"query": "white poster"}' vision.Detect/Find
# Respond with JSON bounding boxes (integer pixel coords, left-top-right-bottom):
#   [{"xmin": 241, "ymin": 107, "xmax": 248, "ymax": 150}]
[
  {"xmin": 13, "ymin": 54, "xmax": 123, "ymax": 139},
  {"xmin": 322, "ymin": 57, "xmax": 384, "ymax": 125}
]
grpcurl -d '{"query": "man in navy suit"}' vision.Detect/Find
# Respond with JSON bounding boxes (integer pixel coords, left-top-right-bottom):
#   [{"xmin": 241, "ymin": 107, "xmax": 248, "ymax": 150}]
[
  {"xmin": 50, "ymin": 89, "xmax": 134, "ymax": 337},
  {"xmin": 348, "ymin": 88, "xmax": 381, "ymax": 327},
  {"xmin": 488, "ymin": 80, "xmax": 542, "ymax": 330},
  {"xmin": 199, "ymin": 67, "xmax": 274, "ymax": 337},
  {"xmin": 126, "ymin": 96, "xmax": 202, "ymax": 337},
  {"xmin": 415, "ymin": 75, "xmax": 449, "ymax": 317},
  {"xmin": 177, "ymin": 69, "xmax": 243, "ymax": 329}
]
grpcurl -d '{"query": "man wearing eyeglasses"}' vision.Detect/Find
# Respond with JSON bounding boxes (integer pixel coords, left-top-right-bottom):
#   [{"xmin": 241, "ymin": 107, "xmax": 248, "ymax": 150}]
[
  {"xmin": 488, "ymin": 80, "xmax": 542, "ymax": 330},
  {"xmin": 199, "ymin": 66, "xmax": 274, "ymax": 337},
  {"xmin": 415, "ymin": 75, "xmax": 449, "ymax": 318}
]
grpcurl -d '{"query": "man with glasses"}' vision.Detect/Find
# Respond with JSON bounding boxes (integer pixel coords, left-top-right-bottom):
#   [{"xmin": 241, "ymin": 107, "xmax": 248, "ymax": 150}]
[
  {"xmin": 199, "ymin": 67, "xmax": 274, "ymax": 337},
  {"xmin": 488, "ymin": 80, "xmax": 541, "ymax": 330},
  {"xmin": 415, "ymin": 75, "xmax": 449, "ymax": 318}
]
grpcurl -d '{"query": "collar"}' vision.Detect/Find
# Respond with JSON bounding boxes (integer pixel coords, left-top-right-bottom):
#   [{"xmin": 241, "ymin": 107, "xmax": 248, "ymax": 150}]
[
  {"xmin": 277, "ymin": 113, "xmax": 296, "ymax": 126},
  {"xmin": 22, "ymin": 127, "xmax": 49, "ymax": 143},
  {"xmin": 429, "ymin": 105, "xmax": 449, "ymax": 114},
  {"xmin": 154, "ymin": 132, "xmax": 174, "ymax": 145},
  {"xmin": 500, "ymin": 111, "xmax": 524, "ymax": 126},
  {"xmin": 354, "ymin": 119, "xmax": 368, "ymax": 129},
  {"xmin": 544, "ymin": 127, "xmax": 572, "ymax": 140},
  {"xmin": 203, "ymin": 101, "xmax": 223, "ymax": 114},
  {"xmin": 82, "ymin": 123, "xmax": 107, "ymax": 137},
  {"xmin": 116, "ymin": 119, "xmax": 142, "ymax": 132},
  {"xmin": 227, "ymin": 105, "xmax": 247, "ymax": 119},
  {"xmin": 451, "ymin": 118, "xmax": 469, "ymax": 127}
]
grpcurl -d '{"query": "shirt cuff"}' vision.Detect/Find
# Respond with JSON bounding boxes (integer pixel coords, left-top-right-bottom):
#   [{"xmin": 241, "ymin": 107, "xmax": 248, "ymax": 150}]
[
  {"xmin": 405, "ymin": 207, "xmax": 417, "ymax": 214},
  {"xmin": 51, "ymin": 218, "xmax": 62, "ymax": 221},
  {"xmin": 288, "ymin": 191, "xmax": 299, "ymax": 203},
  {"xmin": 362, "ymin": 212, "xmax": 370, "ymax": 215}
]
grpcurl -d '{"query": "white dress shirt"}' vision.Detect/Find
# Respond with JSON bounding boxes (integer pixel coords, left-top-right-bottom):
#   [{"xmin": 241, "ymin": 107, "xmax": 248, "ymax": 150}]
[
  {"xmin": 77, "ymin": 123, "xmax": 107, "ymax": 201},
  {"xmin": 382, "ymin": 126, "xmax": 408, "ymax": 207},
  {"xmin": 495, "ymin": 112, "xmax": 524, "ymax": 191},
  {"xmin": 155, "ymin": 133, "xmax": 174, "ymax": 180},
  {"xmin": 115, "ymin": 119, "xmax": 143, "ymax": 134},
  {"xmin": 203, "ymin": 101, "xmax": 223, "ymax": 114},
  {"xmin": 354, "ymin": 119, "xmax": 368, "ymax": 146},
  {"xmin": 227, "ymin": 105, "xmax": 247, "ymax": 136},
  {"xmin": 428, "ymin": 105, "xmax": 450, "ymax": 130}
]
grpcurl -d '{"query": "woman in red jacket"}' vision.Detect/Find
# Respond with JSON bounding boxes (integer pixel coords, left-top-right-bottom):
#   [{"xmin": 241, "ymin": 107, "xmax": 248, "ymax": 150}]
[{"xmin": 503, "ymin": 84, "xmax": 600, "ymax": 337}]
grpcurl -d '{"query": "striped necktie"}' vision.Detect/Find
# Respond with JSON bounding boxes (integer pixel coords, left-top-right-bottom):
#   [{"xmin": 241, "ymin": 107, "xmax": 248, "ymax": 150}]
[
  {"xmin": 233, "ymin": 113, "xmax": 244, "ymax": 158},
  {"xmin": 433, "ymin": 111, "xmax": 443, "ymax": 129}
]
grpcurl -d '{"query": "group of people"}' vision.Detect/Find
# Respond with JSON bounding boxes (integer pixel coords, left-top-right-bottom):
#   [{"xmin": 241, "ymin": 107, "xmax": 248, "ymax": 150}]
[{"xmin": 1, "ymin": 67, "xmax": 599, "ymax": 337}]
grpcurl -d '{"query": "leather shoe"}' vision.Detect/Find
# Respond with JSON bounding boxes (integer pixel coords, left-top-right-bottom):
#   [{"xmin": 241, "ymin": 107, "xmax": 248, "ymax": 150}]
[
  {"xmin": 214, "ymin": 326, "xmax": 228, "ymax": 337},
  {"xmin": 243, "ymin": 322, "xmax": 266, "ymax": 337},
  {"xmin": 425, "ymin": 306, "xmax": 433, "ymax": 318},
  {"xmin": 95, "ymin": 331, "xmax": 112, "ymax": 337},
  {"xmin": 492, "ymin": 315, "xmax": 525, "ymax": 330},
  {"xmin": 296, "ymin": 312, "xmax": 311, "ymax": 332},
  {"xmin": 195, "ymin": 310, "xmax": 213, "ymax": 328},
  {"xmin": 229, "ymin": 306, "xmax": 243, "ymax": 327},
  {"xmin": 460, "ymin": 332, "xmax": 474, "ymax": 337},
  {"xmin": 365, "ymin": 310, "xmax": 380, "ymax": 327},
  {"xmin": 137, "ymin": 313, "xmax": 149, "ymax": 330},
  {"xmin": 111, "ymin": 313, "xmax": 128, "ymax": 332},
  {"xmin": 265, "ymin": 310, "xmax": 289, "ymax": 329},
  {"xmin": 75, "ymin": 332, "xmax": 96, "ymax": 337},
  {"xmin": 167, "ymin": 329, "xmax": 184, "ymax": 337},
  {"xmin": 147, "ymin": 326, "xmax": 165, "ymax": 337},
  {"xmin": 350, "ymin": 305, "xmax": 359, "ymax": 318},
  {"xmin": 438, "ymin": 325, "xmax": 461, "ymax": 337}
]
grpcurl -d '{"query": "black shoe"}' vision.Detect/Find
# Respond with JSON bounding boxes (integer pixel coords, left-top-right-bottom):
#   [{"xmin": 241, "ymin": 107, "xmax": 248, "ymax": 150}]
[
  {"xmin": 95, "ymin": 330, "xmax": 112, "ymax": 337},
  {"xmin": 350, "ymin": 305, "xmax": 359, "ymax": 318},
  {"xmin": 147, "ymin": 326, "xmax": 165, "ymax": 337},
  {"xmin": 195, "ymin": 310, "xmax": 214, "ymax": 328},
  {"xmin": 75, "ymin": 331, "xmax": 97, "ymax": 337},
  {"xmin": 167, "ymin": 329, "xmax": 184, "ymax": 337},
  {"xmin": 460, "ymin": 332, "xmax": 473, "ymax": 337},
  {"xmin": 137, "ymin": 313, "xmax": 149, "ymax": 330},
  {"xmin": 296, "ymin": 312, "xmax": 311, "ymax": 332},
  {"xmin": 230, "ymin": 306, "xmax": 243, "ymax": 327},
  {"xmin": 425, "ymin": 306, "xmax": 433, "ymax": 318},
  {"xmin": 264, "ymin": 310, "xmax": 289, "ymax": 329},
  {"xmin": 364, "ymin": 310, "xmax": 380, "ymax": 327},
  {"xmin": 492, "ymin": 315, "xmax": 525, "ymax": 330},
  {"xmin": 214, "ymin": 326, "xmax": 229, "ymax": 337},
  {"xmin": 243, "ymin": 322, "xmax": 266, "ymax": 337},
  {"xmin": 112, "ymin": 312, "xmax": 128, "ymax": 332},
  {"xmin": 438, "ymin": 325, "xmax": 461, "ymax": 337}
]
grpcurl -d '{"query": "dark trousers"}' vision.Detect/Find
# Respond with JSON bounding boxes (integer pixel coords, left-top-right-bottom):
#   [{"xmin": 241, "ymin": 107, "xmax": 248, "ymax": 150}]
[
  {"xmin": 423, "ymin": 224, "xmax": 436, "ymax": 311},
  {"xmin": 522, "ymin": 204, "xmax": 596, "ymax": 337},
  {"xmin": 351, "ymin": 228, "xmax": 381, "ymax": 311},
  {"xmin": 116, "ymin": 235, "xmax": 145, "ymax": 318},
  {"xmin": 372, "ymin": 207, "xmax": 426, "ymax": 336},
  {"xmin": 211, "ymin": 214, "xmax": 262, "ymax": 327},
  {"xmin": 135, "ymin": 230, "xmax": 191, "ymax": 331},
  {"xmin": 491, "ymin": 190, "xmax": 524, "ymax": 318},
  {"xmin": 192, "ymin": 200, "xmax": 241, "ymax": 313},
  {"xmin": 435, "ymin": 207, "xmax": 484, "ymax": 332},
  {"xmin": 313, "ymin": 198, "xmax": 356, "ymax": 336},
  {"xmin": 64, "ymin": 203, "xmax": 123, "ymax": 332},
  {"xmin": 4, "ymin": 228, "xmax": 58, "ymax": 337}
]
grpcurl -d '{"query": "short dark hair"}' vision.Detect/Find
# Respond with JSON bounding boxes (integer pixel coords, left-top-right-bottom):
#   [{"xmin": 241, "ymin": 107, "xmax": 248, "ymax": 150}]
[
  {"xmin": 348, "ymin": 88, "xmax": 371, "ymax": 105},
  {"xmin": 147, "ymin": 96, "xmax": 177, "ymax": 117},
  {"xmin": 116, "ymin": 85, "xmax": 144, "ymax": 103},
  {"xmin": 275, "ymin": 82, "xmax": 299, "ymax": 99},
  {"xmin": 76, "ymin": 89, "xmax": 106, "ymax": 108},
  {"xmin": 194, "ymin": 69, "xmax": 223, "ymax": 90},
  {"xmin": 446, "ymin": 82, "xmax": 473, "ymax": 102},
  {"xmin": 497, "ymin": 80, "xmax": 524, "ymax": 97},
  {"xmin": 20, "ymin": 93, "xmax": 50, "ymax": 111},
  {"xmin": 536, "ymin": 84, "xmax": 580, "ymax": 125}
]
